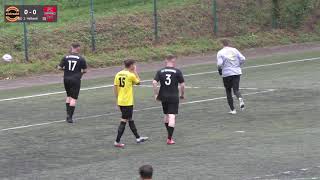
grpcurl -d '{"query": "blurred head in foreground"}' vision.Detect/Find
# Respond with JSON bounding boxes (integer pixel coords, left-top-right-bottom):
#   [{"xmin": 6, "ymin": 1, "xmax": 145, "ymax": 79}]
[{"xmin": 139, "ymin": 165, "xmax": 153, "ymax": 180}]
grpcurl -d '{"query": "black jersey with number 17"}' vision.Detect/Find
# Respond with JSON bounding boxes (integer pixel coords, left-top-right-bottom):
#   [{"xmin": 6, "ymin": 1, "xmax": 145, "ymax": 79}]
[
  {"xmin": 154, "ymin": 67, "xmax": 185, "ymax": 103},
  {"xmin": 59, "ymin": 54, "xmax": 87, "ymax": 80}
]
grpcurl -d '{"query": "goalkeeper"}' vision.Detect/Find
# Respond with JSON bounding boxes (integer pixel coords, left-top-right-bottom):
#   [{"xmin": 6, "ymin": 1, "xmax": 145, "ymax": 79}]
[{"xmin": 217, "ymin": 39, "xmax": 246, "ymax": 114}]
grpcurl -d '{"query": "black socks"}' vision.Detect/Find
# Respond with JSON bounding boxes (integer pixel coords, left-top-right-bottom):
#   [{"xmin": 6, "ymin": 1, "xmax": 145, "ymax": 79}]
[
  {"xmin": 116, "ymin": 121, "xmax": 141, "ymax": 142},
  {"xmin": 69, "ymin": 106, "xmax": 75, "ymax": 118},
  {"xmin": 66, "ymin": 103, "xmax": 70, "ymax": 116},
  {"xmin": 66, "ymin": 103, "xmax": 75, "ymax": 118},
  {"xmin": 116, "ymin": 121, "xmax": 126, "ymax": 143},
  {"xmin": 129, "ymin": 120, "xmax": 140, "ymax": 139},
  {"xmin": 165, "ymin": 123, "xmax": 169, "ymax": 138},
  {"xmin": 167, "ymin": 126, "xmax": 174, "ymax": 140},
  {"xmin": 116, "ymin": 121, "xmax": 141, "ymax": 143}
]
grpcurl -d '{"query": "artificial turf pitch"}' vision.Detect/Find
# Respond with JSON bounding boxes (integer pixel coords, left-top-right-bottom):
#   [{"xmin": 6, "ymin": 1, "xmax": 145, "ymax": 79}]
[{"xmin": 0, "ymin": 50, "xmax": 320, "ymax": 180}]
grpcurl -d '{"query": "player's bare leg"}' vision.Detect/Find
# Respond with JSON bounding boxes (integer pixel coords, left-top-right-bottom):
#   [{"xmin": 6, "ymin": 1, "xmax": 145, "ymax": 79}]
[
  {"xmin": 69, "ymin": 98, "xmax": 77, "ymax": 120},
  {"xmin": 167, "ymin": 114, "xmax": 176, "ymax": 145},
  {"xmin": 114, "ymin": 119, "xmax": 127, "ymax": 148}
]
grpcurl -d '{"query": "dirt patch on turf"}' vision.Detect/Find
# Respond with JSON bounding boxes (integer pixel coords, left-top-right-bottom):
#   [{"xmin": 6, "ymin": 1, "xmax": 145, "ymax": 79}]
[{"xmin": 0, "ymin": 42, "xmax": 319, "ymax": 90}]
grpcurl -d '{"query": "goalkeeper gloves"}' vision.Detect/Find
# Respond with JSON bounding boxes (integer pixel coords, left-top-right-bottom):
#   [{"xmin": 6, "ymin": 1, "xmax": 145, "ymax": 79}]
[{"xmin": 218, "ymin": 68, "xmax": 222, "ymax": 76}]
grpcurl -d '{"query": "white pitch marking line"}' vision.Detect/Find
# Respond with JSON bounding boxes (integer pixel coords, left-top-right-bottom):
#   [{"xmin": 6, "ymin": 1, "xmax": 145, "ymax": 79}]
[
  {"xmin": 0, "ymin": 89, "xmax": 275, "ymax": 133},
  {"xmin": 0, "ymin": 56, "xmax": 318, "ymax": 102},
  {"xmin": 139, "ymin": 85, "xmax": 201, "ymax": 89},
  {"xmin": 282, "ymin": 171, "xmax": 293, "ymax": 175},
  {"xmin": 248, "ymin": 166, "xmax": 320, "ymax": 180},
  {"xmin": 139, "ymin": 84, "xmax": 260, "ymax": 90},
  {"xmin": 208, "ymin": 87, "xmax": 261, "ymax": 90},
  {"xmin": 183, "ymin": 56, "xmax": 320, "ymax": 77},
  {"xmin": 235, "ymin": 131, "xmax": 246, "ymax": 133},
  {"xmin": 0, "ymin": 85, "xmax": 113, "ymax": 102}
]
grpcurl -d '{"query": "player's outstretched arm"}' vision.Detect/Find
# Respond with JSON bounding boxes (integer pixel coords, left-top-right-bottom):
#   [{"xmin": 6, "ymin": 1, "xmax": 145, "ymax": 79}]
[
  {"xmin": 218, "ymin": 68, "xmax": 222, "ymax": 76},
  {"xmin": 179, "ymin": 82, "xmax": 185, "ymax": 99},
  {"xmin": 58, "ymin": 57, "xmax": 66, "ymax": 70},
  {"xmin": 236, "ymin": 49, "xmax": 246, "ymax": 65},
  {"xmin": 152, "ymin": 80, "xmax": 159, "ymax": 101},
  {"xmin": 113, "ymin": 74, "xmax": 120, "ymax": 107},
  {"xmin": 216, "ymin": 52, "xmax": 224, "ymax": 75},
  {"xmin": 81, "ymin": 58, "xmax": 88, "ymax": 75},
  {"xmin": 80, "ymin": 68, "xmax": 87, "ymax": 79},
  {"xmin": 216, "ymin": 53, "xmax": 224, "ymax": 68}
]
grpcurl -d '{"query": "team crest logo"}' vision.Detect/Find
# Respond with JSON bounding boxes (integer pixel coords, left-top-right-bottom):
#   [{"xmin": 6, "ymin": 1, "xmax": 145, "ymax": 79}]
[
  {"xmin": 43, "ymin": 6, "xmax": 57, "ymax": 22},
  {"xmin": 5, "ymin": 6, "xmax": 20, "ymax": 22}
]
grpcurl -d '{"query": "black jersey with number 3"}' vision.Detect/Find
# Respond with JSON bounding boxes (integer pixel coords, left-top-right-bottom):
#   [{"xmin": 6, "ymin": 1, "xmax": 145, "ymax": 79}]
[
  {"xmin": 59, "ymin": 54, "xmax": 87, "ymax": 80},
  {"xmin": 154, "ymin": 67, "xmax": 184, "ymax": 103}
]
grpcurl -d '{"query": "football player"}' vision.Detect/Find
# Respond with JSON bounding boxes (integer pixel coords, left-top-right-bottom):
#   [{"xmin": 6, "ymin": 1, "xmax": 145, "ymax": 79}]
[
  {"xmin": 153, "ymin": 55, "xmax": 185, "ymax": 145},
  {"xmin": 217, "ymin": 39, "xmax": 246, "ymax": 114},
  {"xmin": 113, "ymin": 59, "xmax": 148, "ymax": 148},
  {"xmin": 58, "ymin": 43, "xmax": 87, "ymax": 123}
]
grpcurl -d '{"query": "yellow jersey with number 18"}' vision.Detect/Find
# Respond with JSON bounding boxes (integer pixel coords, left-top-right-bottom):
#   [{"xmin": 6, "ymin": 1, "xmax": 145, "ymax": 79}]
[{"xmin": 114, "ymin": 70, "xmax": 140, "ymax": 106}]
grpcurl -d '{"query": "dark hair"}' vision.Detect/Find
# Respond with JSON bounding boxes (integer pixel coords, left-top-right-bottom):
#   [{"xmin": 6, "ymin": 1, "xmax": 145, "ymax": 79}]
[
  {"xmin": 221, "ymin": 39, "xmax": 230, "ymax": 46},
  {"xmin": 166, "ymin": 54, "xmax": 177, "ymax": 61},
  {"xmin": 71, "ymin": 42, "xmax": 81, "ymax": 49},
  {"xmin": 139, "ymin": 165, "xmax": 153, "ymax": 179},
  {"xmin": 124, "ymin": 59, "xmax": 136, "ymax": 68}
]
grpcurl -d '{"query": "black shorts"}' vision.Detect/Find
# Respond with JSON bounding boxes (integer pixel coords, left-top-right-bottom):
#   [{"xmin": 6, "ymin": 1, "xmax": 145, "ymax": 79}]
[
  {"xmin": 223, "ymin": 75, "xmax": 241, "ymax": 90},
  {"xmin": 64, "ymin": 78, "xmax": 81, "ymax": 99},
  {"xmin": 119, "ymin": 106, "xmax": 133, "ymax": 120},
  {"xmin": 162, "ymin": 102, "xmax": 179, "ymax": 114}
]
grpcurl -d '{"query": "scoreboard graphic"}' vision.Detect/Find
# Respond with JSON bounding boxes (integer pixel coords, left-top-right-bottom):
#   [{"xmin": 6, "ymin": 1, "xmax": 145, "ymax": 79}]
[{"xmin": 4, "ymin": 5, "xmax": 57, "ymax": 22}]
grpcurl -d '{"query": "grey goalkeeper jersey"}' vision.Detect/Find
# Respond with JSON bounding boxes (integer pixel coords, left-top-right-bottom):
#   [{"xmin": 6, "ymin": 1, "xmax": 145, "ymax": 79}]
[{"xmin": 217, "ymin": 47, "xmax": 246, "ymax": 77}]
